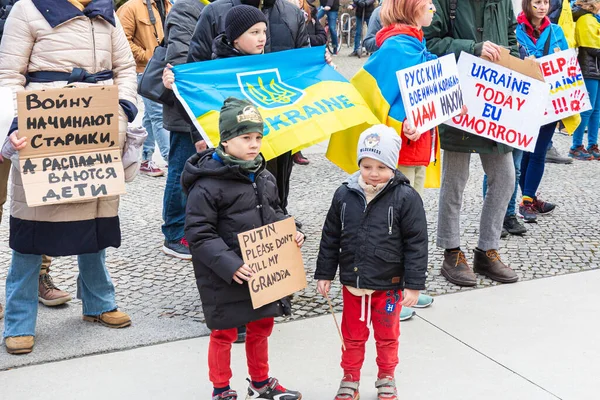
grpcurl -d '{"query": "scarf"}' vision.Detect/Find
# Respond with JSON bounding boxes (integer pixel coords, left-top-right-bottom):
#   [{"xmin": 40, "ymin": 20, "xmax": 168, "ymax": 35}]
[
  {"xmin": 517, "ymin": 12, "xmax": 551, "ymax": 43},
  {"xmin": 215, "ymin": 146, "xmax": 264, "ymax": 174},
  {"xmin": 358, "ymin": 175, "xmax": 390, "ymax": 204},
  {"xmin": 375, "ymin": 23, "xmax": 424, "ymax": 49}
]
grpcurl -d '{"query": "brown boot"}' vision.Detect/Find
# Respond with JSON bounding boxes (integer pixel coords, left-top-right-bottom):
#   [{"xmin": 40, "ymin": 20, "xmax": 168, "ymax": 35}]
[
  {"xmin": 39, "ymin": 273, "xmax": 72, "ymax": 306},
  {"xmin": 473, "ymin": 248, "xmax": 518, "ymax": 283},
  {"xmin": 5, "ymin": 336, "xmax": 34, "ymax": 355},
  {"xmin": 441, "ymin": 250, "xmax": 477, "ymax": 287},
  {"xmin": 83, "ymin": 310, "xmax": 132, "ymax": 328}
]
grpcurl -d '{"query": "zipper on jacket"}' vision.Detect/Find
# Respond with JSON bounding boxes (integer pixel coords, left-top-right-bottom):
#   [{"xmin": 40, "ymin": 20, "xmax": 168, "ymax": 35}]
[
  {"xmin": 388, "ymin": 206, "xmax": 393, "ymax": 235},
  {"xmin": 252, "ymin": 182, "xmax": 265, "ymax": 223},
  {"xmin": 341, "ymin": 202, "xmax": 346, "ymax": 231},
  {"xmin": 90, "ymin": 20, "xmax": 97, "ymax": 71},
  {"xmin": 356, "ymin": 276, "xmax": 360, "ymax": 289}
]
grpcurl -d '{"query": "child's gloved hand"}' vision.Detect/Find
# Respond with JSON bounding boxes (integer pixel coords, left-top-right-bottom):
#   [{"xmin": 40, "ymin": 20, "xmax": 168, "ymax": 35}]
[
  {"xmin": 295, "ymin": 232, "xmax": 305, "ymax": 247},
  {"xmin": 317, "ymin": 280, "xmax": 331, "ymax": 297},
  {"xmin": 233, "ymin": 263, "xmax": 254, "ymax": 284},
  {"xmin": 401, "ymin": 289, "xmax": 420, "ymax": 308}
]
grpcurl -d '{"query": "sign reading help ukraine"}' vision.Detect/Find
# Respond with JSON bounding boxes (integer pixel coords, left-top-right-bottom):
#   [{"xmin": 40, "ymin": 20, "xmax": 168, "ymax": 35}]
[
  {"xmin": 397, "ymin": 54, "xmax": 464, "ymax": 134},
  {"xmin": 537, "ymin": 49, "xmax": 591, "ymax": 125},
  {"xmin": 446, "ymin": 52, "xmax": 549, "ymax": 152},
  {"xmin": 172, "ymin": 46, "xmax": 379, "ymax": 160}
]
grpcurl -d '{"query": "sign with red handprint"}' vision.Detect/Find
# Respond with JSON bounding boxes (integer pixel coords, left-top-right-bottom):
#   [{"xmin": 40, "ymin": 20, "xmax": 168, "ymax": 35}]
[{"xmin": 537, "ymin": 49, "xmax": 592, "ymax": 124}]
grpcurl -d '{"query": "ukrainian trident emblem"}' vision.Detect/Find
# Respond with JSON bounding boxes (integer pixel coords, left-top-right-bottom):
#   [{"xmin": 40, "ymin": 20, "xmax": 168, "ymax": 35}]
[{"xmin": 237, "ymin": 69, "xmax": 305, "ymax": 110}]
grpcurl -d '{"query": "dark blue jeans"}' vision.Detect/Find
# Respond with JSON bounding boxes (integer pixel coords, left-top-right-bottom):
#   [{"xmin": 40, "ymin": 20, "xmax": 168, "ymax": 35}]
[
  {"xmin": 520, "ymin": 123, "xmax": 556, "ymax": 198},
  {"xmin": 354, "ymin": 14, "xmax": 368, "ymax": 52},
  {"xmin": 162, "ymin": 132, "xmax": 196, "ymax": 242},
  {"xmin": 317, "ymin": 8, "xmax": 338, "ymax": 51}
]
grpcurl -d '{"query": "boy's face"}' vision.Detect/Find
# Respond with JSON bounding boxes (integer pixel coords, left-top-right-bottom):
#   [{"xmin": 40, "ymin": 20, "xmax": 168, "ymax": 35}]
[
  {"xmin": 221, "ymin": 132, "xmax": 263, "ymax": 161},
  {"xmin": 234, "ymin": 22, "xmax": 267, "ymax": 55},
  {"xmin": 359, "ymin": 158, "xmax": 395, "ymax": 186}
]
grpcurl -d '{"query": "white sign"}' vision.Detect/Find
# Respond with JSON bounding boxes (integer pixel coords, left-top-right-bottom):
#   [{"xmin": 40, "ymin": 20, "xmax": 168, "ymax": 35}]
[
  {"xmin": 537, "ymin": 48, "xmax": 591, "ymax": 124},
  {"xmin": 397, "ymin": 54, "xmax": 464, "ymax": 134},
  {"xmin": 446, "ymin": 52, "xmax": 549, "ymax": 152}
]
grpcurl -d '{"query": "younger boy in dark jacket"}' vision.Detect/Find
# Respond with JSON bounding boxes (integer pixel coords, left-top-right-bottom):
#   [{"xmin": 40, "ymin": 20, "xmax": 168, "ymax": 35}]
[
  {"xmin": 315, "ymin": 125, "xmax": 428, "ymax": 400},
  {"xmin": 182, "ymin": 98, "xmax": 304, "ymax": 400}
]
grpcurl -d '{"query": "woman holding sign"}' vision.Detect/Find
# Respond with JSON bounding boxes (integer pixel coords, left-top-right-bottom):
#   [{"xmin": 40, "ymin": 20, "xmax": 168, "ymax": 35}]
[
  {"xmin": 515, "ymin": 0, "xmax": 569, "ymax": 223},
  {"xmin": 0, "ymin": 0, "xmax": 137, "ymax": 354}
]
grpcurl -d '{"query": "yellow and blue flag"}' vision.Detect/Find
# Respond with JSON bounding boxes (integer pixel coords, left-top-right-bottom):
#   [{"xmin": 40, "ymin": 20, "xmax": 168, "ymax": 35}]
[{"xmin": 172, "ymin": 46, "xmax": 379, "ymax": 160}]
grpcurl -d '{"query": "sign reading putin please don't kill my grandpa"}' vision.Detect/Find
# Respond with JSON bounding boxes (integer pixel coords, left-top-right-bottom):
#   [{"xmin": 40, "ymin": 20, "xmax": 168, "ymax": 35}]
[
  {"xmin": 238, "ymin": 218, "xmax": 307, "ymax": 309},
  {"xmin": 16, "ymin": 86, "xmax": 125, "ymax": 207}
]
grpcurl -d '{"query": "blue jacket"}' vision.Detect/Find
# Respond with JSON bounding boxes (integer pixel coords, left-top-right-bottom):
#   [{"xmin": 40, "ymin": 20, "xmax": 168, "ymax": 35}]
[{"xmin": 516, "ymin": 23, "xmax": 569, "ymax": 59}]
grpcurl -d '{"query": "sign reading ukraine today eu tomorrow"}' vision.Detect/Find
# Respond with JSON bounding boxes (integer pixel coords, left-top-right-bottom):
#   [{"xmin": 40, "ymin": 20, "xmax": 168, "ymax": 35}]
[{"xmin": 173, "ymin": 46, "xmax": 379, "ymax": 160}]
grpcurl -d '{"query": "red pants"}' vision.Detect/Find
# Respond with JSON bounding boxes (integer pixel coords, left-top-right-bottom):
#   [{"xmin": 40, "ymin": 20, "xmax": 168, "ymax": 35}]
[
  {"xmin": 341, "ymin": 287, "xmax": 402, "ymax": 380},
  {"xmin": 208, "ymin": 318, "xmax": 274, "ymax": 388}
]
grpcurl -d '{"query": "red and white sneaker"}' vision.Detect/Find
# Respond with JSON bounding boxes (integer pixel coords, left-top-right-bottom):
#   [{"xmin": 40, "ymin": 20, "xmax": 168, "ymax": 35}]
[
  {"xmin": 375, "ymin": 376, "xmax": 397, "ymax": 400},
  {"xmin": 334, "ymin": 374, "xmax": 359, "ymax": 400},
  {"xmin": 246, "ymin": 378, "xmax": 301, "ymax": 399},
  {"xmin": 140, "ymin": 160, "xmax": 165, "ymax": 177}
]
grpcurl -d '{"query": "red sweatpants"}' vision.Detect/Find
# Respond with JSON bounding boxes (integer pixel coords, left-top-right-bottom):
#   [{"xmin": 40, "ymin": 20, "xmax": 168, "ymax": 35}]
[
  {"xmin": 341, "ymin": 286, "xmax": 402, "ymax": 380},
  {"xmin": 208, "ymin": 318, "xmax": 274, "ymax": 388}
]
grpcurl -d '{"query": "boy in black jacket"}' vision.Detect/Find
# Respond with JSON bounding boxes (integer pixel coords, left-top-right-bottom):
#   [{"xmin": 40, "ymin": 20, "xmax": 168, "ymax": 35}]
[
  {"xmin": 182, "ymin": 98, "xmax": 304, "ymax": 400},
  {"xmin": 315, "ymin": 125, "xmax": 428, "ymax": 400}
]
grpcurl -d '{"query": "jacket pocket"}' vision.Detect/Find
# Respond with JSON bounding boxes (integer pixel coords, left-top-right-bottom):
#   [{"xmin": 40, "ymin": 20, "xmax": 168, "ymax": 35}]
[{"xmin": 374, "ymin": 248, "xmax": 402, "ymax": 263}]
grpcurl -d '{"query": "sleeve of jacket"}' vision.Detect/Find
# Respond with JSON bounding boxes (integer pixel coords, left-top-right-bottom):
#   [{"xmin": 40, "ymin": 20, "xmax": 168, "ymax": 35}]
[
  {"xmin": 363, "ymin": 8, "xmax": 381, "ymax": 53},
  {"xmin": 187, "ymin": 5, "xmax": 218, "ymax": 62},
  {"xmin": 314, "ymin": 187, "xmax": 343, "ymax": 281},
  {"xmin": 310, "ymin": 19, "xmax": 327, "ymax": 46},
  {"xmin": 294, "ymin": 8, "xmax": 310, "ymax": 48},
  {"xmin": 185, "ymin": 183, "xmax": 245, "ymax": 284},
  {"xmin": 111, "ymin": 14, "xmax": 139, "ymax": 106},
  {"xmin": 506, "ymin": 3, "xmax": 520, "ymax": 58},
  {"xmin": 116, "ymin": 4, "xmax": 149, "ymax": 65},
  {"xmin": 0, "ymin": 1, "xmax": 33, "ymax": 112},
  {"xmin": 424, "ymin": 0, "xmax": 477, "ymax": 58},
  {"xmin": 398, "ymin": 187, "xmax": 428, "ymax": 290}
]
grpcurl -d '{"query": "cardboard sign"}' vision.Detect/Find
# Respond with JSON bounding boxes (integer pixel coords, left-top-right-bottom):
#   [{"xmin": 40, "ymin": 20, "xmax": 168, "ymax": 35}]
[
  {"xmin": 446, "ymin": 51, "xmax": 550, "ymax": 152},
  {"xmin": 16, "ymin": 86, "xmax": 125, "ymax": 206},
  {"xmin": 238, "ymin": 218, "xmax": 307, "ymax": 309},
  {"xmin": 0, "ymin": 87, "xmax": 15, "ymax": 148},
  {"xmin": 537, "ymin": 48, "xmax": 591, "ymax": 124},
  {"xmin": 397, "ymin": 54, "xmax": 464, "ymax": 134}
]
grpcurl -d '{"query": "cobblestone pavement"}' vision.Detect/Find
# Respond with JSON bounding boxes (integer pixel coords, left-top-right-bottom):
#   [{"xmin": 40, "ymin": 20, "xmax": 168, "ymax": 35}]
[{"xmin": 1, "ymin": 47, "xmax": 599, "ymax": 369}]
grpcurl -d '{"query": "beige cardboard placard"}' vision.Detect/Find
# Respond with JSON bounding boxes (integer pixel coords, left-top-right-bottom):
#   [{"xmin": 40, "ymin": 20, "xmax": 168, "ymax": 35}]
[
  {"xmin": 16, "ymin": 86, "xmax": 125, "ymax": 207},
  {"xmin": 238, "ymin": 218, "xmax": 307, "ymax": 310},
  {"xmin": 483, "ymin": 47, "xmax": 545, "ymax": 82}
]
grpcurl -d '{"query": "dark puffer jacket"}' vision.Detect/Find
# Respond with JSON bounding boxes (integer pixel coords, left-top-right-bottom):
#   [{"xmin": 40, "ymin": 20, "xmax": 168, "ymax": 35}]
[
  {"xmin": 211, "ymin": 33, "xmax": 242, "ymax": 59},
  {"xmin": 187, "ymin": 0, "xmax": 309, "ymax": 63},
  {"xmin": 575, "ymin": 13, "xmax": 600, "ymax": 80},
  {"xmin": 182, "ymin": 149, "xmax": 291, "ymax": 330},
  {"xmin": 315, "ymin": 171, "xmax": 428, "ymax": 291}
]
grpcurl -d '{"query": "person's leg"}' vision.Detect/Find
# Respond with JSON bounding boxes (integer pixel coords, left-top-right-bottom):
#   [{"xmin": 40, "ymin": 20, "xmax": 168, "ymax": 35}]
[
  {"xmin": 482, "ymin": 174, "xmax": 488, "ymax": 199},
  {"xmin": 478, "ymin": 152, "xmax": 514, "ymax": 251},
  {"xmin": 208, "ymin": 327, "xmax": 238, "ymax": 392},
  {"xmin": 586, "ymin": 80, "xmax": 600, "ymax": 148},
  {"xmin": 77, "ymin": 250, "xmax": 118, "ymax": 316},
  {"xmin": 38, "ymin": 254, "xmax": 72, "ymax": 306},
  {"xmin": 412, "ymin": 166, "xmax": 426, "ymax": 197},
  {"xmin": 145, "ymin": 98, "xmax": 170, "ymax": 162},
  {"xmin": 371, "ymin": 290, "xmax": 401, "ymax": 378},
  {"xmin": 162, "ymin": 132, "xmax": 196, "ymax": 243},
  {"xmin": 340, "ymin": 287, "xmax": 370, "ymax": 381},
  {"xmin": 521, "ymin": 124, "xmax": 555, "ymax": 199},
  {"xmin": 317, "ymin": 7, "xmax": 325, "ymax": 20},
  {"xmin": 507, "ymin": 149, "xmax": 523, "ymax": 217},
  {"xmin": 245, "ymin": 317, "xmax": 275, "ymax": 384},
  {"xmin": 436, "ymin": 151, "xmax": 471, "ymax": 250},
  {"xmin": 266, "ymin": 152, "xmax": 293, "ymax": 214},
  {"xmin": 353, "ymin": 15, "xmax": 363, "ymax": 53},
  {"xmin": 4, "ymin": 251, "xmax": 42, "ymax": 338},
  {"xmin": 396, "ymin": 165, "xmax": 416, "ymax": 188},
  {"xmin": 328, "ymin": 11, "xmax": 339, "ymax": 52},
  {"xmin": 571, "ymin": 78, "xmax": 598, "ymax": 150},
  {"xmin": 138, "ymin": 75, "xmax": 156, "ymax": 163},
  {"xmin": 0, "ymin": 159, "xmax": 10, "ymax": 224}
]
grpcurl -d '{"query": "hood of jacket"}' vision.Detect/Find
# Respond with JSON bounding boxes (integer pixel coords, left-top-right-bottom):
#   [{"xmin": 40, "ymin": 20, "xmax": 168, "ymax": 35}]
[
  {"xmin": 181, "ymin": 148, "xmax": 266, "ymax": 194},
  {"xmin": 516, "ymin": 12, "xmax": 551, "ymax": 43},
  {"xmin": 32, "ymin": 0, "xmax": 115, "ymax": 27},
  {"xmin": 376, "ymin": 23, "xmax": 424, "ymax": 48},
  {"xmin": 211, "ymin": 33, "xmax": 243, "ymax": 59}
]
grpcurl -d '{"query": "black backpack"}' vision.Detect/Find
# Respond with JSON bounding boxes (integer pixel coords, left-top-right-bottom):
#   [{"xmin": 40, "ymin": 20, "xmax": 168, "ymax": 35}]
[{"xmin": 0, "ymin": 0, "xmax": 19, "ymax": 44}]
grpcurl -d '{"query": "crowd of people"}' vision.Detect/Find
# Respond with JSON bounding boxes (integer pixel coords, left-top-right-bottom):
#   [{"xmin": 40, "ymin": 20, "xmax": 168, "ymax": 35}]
[{"xmin": 0, "ymin": 0, "xmax": 598, "ymax": 399}]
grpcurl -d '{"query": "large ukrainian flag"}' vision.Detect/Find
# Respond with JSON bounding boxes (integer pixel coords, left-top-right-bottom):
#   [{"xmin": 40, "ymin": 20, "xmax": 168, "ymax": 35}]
[
  {"xmin": 326, "ymin": 34, "xmax": 442, "ymax": 188},
  {"xmin": 172, "ymin": 46, "xmax": 379, "ymax": 160}
]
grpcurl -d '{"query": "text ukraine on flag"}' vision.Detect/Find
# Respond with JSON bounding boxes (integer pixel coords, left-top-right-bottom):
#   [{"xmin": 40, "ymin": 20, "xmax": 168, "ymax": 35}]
[{"xmin": 172, "ymin": 46, "xmax": 379, "ymax": 160}]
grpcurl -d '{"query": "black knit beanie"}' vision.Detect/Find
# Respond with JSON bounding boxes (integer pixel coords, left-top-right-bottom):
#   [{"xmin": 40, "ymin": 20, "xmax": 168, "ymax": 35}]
[{"xmin": 225, "ymin": 5, "xmax": 268, "ymax": 43}]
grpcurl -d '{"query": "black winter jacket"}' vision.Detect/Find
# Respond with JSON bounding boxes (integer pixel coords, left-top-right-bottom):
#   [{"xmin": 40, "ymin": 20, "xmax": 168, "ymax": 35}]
[
  {"xmin": 352, "ymin": 0, "xmax": 374, "ymax": 20},
  {"xmin": 315, "ymin": 172, "xmax": 428, "ymax": 291},
  {"xmin": 307, "ymin": 6, "xmax": 327, "ymax": 46},
  {"xmin": 578, "ymin": 47, "xmax": 600, "ymax": 80},
  {"xmin": 162, "ymin": 0, "xmax": 206, "ymax": 136},
  {"xmin": 187, "ymin": 0, "xmax": 309, "ymax": 63},
  {"xmin": 211, "ymin": 33, "xmax": 242, "ymax": 59},
  {"xmin": 182, "ymin": 149, "xmax": 291, "ymax": 330}
]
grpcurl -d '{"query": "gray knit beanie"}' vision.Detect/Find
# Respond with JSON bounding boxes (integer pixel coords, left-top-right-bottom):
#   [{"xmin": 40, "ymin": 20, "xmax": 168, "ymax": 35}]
[{"xmin": 357, "ymin": 125, "xmax": 401, "ymax": 170}]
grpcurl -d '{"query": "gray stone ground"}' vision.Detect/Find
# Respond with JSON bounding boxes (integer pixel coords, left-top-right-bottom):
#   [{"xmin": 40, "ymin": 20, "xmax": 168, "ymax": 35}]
[{"xmin": 1, "ymin": 46, "xmax": 599, "ymax": 370}]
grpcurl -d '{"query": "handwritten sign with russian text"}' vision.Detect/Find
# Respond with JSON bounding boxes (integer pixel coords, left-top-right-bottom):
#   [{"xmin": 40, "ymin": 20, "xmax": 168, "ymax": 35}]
[
  {"xmin": 446, "ymin": 52, "xmax": 549, "ymax": 152},
  {"xmin": 397, "ymin": 54, "xmax": 464, "ymax": 134}
]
